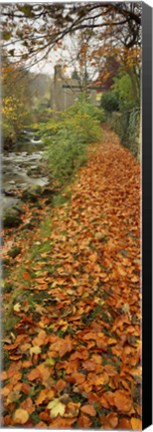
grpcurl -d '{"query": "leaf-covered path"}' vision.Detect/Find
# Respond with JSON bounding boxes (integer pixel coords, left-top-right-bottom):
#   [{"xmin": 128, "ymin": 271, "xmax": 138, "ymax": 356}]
[{"xmin": 2, "ymin": 130, "xmax": 141, "ymax": 429}]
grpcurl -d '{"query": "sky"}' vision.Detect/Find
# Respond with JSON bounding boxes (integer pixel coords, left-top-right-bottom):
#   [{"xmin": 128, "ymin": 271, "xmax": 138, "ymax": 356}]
[{"xmin": 2, "ymin": 2, "xmax": 104, "ymax": 79}]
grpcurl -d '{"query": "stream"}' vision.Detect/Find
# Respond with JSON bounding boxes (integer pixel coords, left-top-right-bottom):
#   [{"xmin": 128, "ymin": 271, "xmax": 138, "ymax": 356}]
[{"xmin": 2, "ymin": 129, "xmax": 49, "ymax": 211}]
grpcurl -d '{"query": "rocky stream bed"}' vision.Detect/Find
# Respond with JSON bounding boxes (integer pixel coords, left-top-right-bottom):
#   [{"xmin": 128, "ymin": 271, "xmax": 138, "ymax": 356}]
[{"xmin": 2, "ymin": 129, "xmax": 53, "ymax": 228}]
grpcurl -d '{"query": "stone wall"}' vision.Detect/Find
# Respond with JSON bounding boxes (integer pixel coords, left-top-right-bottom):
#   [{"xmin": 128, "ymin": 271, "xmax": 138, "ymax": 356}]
[{"xmin": 109, "ymin": 108, "xmax": 141, "ymax": 159}]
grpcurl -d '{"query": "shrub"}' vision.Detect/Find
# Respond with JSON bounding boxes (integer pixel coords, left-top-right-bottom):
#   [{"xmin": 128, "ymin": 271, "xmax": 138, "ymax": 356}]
[
  {"xmin": 40, "ymin": 98, "xmax": 103, "ymax": 184},
  {"xmin": 67, "ymin": 95, "xmax": 106, "ymax": 123},
  {"xmin": 100, "ymin": 92, "xmax": 119, "ymax": 113},
  {"xmin": 111, "ymin": 73, "xmax": 136, "ymax": 111}
]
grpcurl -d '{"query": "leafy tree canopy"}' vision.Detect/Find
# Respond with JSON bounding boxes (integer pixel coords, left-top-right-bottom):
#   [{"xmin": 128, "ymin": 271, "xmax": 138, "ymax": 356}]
[{"xmin": 1, "ymin": 2, "xmax": 141, "ymax": 69}]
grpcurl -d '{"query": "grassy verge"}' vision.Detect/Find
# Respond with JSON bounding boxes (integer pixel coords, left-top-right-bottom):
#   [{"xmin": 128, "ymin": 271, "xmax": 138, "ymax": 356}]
[{"xmin": 2, "ymin": 186, "xmax": 73, "ymax": 335}]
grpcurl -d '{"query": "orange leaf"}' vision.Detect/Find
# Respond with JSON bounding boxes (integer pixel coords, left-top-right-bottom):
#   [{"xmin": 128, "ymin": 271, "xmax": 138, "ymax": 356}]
[
  {"xmin": 77, "ymin": 414, "xmax": 92, "ymax": 428},
  {"xmin": 72, "ymin": 372, "xmax": 86, "ymax": 385},
  {"xmin": 106, "ymin": 413, "xmax": 118, "ymax": 428},
  {"xmin": 32, "ymin": 330, "xmax": 47, "ymax": 346},
  {"xmin": 11, "ymin": 371, "xmax": 22, "ymax": 384},
  {"xmin": 114, "ymin": 390, "xmax": 132, "ymax": 412},
  {"xmin": 36, "ymin": 363, "xmax": 51, "ymax": 383},
  {"xmin": 94, "ymin": 372, "xmax": 109, "ymax": 387},
  {"xmin": 59, "ymin": 337, "xmax": 73, "ymax": 357},
  {"xmin": 82, "ymin": 360, "xmax": 95, "ymax": 371},
  {"xmin": 89, "ymin": 252, "xmax": 98, "ymax": 263},
  {"xmin": 81, "ymin": 404, "xmax": 96, "ymax": 416},
  {"xmin": 107, "ymin": 338, "xmax": 117, "ymax": 345},
  {"xmin": 1, "ymin": 371, "xmax": 7, "ymax": 380},
  {"xmin": 20, "ymin": 343, "xmax": 31, "ymax": 352},
  {"xmin": 100, "ymin": 412, "xmax": 118, "ymax": 429},
  {"xmin": 23, "ymin": 271, "xmax": 30, "ymax": 281},
  {"xmin": 22, "ymin": 360, "xmax": 32, "ymax": 368},
  {"xmin": 131, "ymin": 275, "xmax": 139, "ymax": 283},
  {"xmin": 118, "ymin": 418, "xmax": 131, "ymax": 429},
  {"xmin": 131, "ymin": 417, "xmax": 142, "ymax": 430},
  {"xmin": 55, "ymin": 379, "xmax": 67, "ymax": 392},
  {"xmin": 36, "ymin": 389, "xmax": 54, "ymax": 406},
  {"xmin": 21, "ymin": 383, "xmax": 31, "ymax": 395},
  {"xmin": 39, "ymin": 410, "xmax": 51, "ymax": 423},
  {"xmin": 20, "ymin": 397, "xmax": 35, "ymax": 414},
  {"xmin": 3, "ymin": 415, "xmax": 13, "ymax": 426},
  {"xmin": 104, "ymin": 364, "xmax": 118, "ymax": 376},
  {"xmin": 27, "ymin": 368, "xmax": 40, "ymax": 381}
]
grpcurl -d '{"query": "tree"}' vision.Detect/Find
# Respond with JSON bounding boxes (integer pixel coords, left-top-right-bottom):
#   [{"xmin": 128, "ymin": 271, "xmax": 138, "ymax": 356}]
[
  {"xmin": 1, "ymin": 3, "xmax": 141, "ymax": 70},
  {"xmin": 2, "ymin": 53, "xmax": 32, "ymax": 147},
  {"xmin": 62, "ymin": 30, "xmax": 98, "ymax": 95}
]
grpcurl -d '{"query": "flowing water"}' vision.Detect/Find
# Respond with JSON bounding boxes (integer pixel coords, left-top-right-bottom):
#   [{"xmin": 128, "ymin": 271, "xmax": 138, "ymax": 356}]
[{"xmin": 2, "ymin": 130, "xmax": 49, "ymax": 210}]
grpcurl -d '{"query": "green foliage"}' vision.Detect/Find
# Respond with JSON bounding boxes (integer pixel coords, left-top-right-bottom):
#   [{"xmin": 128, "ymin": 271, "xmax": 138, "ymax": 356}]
[
  {"xmin": 111, "ymin": 73, "xmax": 135, "ymax": 110},
  {"xmin": 40, "ymin": 98, "xmax": 103, "ymax": 184},
  {"xmin": 101, "ymin": 69, "xmax": 140, "ymax": 158},
  {"xmin": 100, "ymin": 92, "xmax": 119, "ymax": 113},
  {"xmin": 67, "ymin": 95, "xmax": 106, "ymax": 123}
]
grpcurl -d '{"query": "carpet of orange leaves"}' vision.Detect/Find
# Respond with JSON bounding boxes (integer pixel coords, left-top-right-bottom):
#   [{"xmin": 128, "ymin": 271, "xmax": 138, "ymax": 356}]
[{"xmin": 2, "ymin": 130, "xmax": 141, "ymax": 429}]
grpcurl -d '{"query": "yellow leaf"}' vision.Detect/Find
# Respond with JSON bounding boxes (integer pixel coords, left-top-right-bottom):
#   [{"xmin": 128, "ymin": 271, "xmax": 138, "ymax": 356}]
[
  {"xmin": 45, "ymin": 357, "xmax": 56, "ymax": 366},
  {"xmin": 122, "ymin": 303, "xmax": 131, "ymax": 319},
  {"xmin": 82, "ymin": 293, "xmax": 89, "ymax": 299},
  {"xmin": 14, "ymin": 408, "xmax": 29, "ymax": 424},
  {"xmin": 13, "ymin": 303, "xmax": 21, "ymax": 312},
  {"xmin": 47, "ymin": 398, "xmax": 65, "ymax": 418},
  {"xmin": 30, "ymin": 346, "xmax": 41, "ymax": 356}
]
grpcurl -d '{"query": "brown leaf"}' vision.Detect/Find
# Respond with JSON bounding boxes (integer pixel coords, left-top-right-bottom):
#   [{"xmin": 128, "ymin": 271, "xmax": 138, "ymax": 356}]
[
  {"xmin": 118, "ymin": 418, "xmax": 131, "ymax": 429},
  {"xmin": 77, "ymin": 414, "xmax": 92, "ymax": 428},
  {"xmin": 36, "ymin": 421, "xmax": 47, "ymax": 428},
  {"xmin": 49, "ymin": 417, "xmax": 76, "ymax": 428}
]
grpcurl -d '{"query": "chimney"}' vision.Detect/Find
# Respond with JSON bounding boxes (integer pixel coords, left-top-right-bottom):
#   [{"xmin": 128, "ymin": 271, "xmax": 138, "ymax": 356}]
[{"xmin": 54, "ymin": 64, "xmax": 62, "ymax": 81}]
